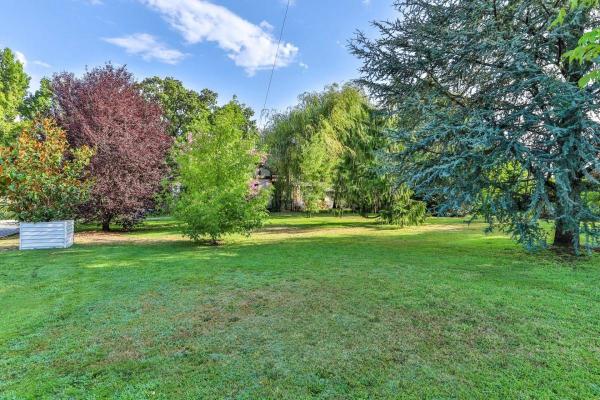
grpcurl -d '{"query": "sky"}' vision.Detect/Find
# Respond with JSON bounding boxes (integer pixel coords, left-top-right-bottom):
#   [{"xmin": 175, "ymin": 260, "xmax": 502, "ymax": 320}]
[{"xmin": 1, "ymin": 0, "xmax": 396, "ymax": 120}]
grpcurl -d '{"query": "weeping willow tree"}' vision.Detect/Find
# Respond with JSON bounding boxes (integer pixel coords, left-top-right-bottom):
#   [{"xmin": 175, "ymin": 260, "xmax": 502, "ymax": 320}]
[
  {"xmin": 264, "ymin": 84, "xmax": 426, "ymax": 225},
  {"xmin": 352, "ymin": 0, "xmax": 600, "ymax": 253},
  {"xmin": 264, "ymin": 88, "xmax": 342, "ymax": 213}
]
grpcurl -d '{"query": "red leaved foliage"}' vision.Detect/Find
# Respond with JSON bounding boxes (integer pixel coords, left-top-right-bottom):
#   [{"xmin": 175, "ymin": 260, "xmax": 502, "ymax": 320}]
[{"xmin": 52, "ymin": 64, "xmax": 172, "ymax": 230}]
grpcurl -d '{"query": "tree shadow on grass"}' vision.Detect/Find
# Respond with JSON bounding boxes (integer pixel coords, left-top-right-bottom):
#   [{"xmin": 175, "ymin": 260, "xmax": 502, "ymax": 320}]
[
  {"xmin": 3, "ymin": 217, "xmax": 596, "ymax": 273},
  {"xmin": 0, "ymin": 226, "xmax": 559, "ymax": 271}
]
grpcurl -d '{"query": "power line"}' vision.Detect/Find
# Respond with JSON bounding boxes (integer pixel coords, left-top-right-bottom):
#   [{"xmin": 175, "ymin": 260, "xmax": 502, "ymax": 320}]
[{"xmin": 259, "ymin": 0, "xmax": 291, "ymax": 129}]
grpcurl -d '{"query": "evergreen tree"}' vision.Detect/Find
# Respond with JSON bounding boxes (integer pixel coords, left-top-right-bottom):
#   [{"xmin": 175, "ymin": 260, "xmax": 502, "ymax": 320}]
[{"xmin": 352, "ymin": 0, "xmax": 600, "ymax": 252}]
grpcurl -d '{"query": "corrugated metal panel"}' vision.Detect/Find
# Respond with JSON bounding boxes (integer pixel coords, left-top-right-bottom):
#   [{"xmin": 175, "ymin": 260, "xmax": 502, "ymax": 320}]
[{"xmin": 19, "ymin": 220, "xmax": 74, "ymax": 250}]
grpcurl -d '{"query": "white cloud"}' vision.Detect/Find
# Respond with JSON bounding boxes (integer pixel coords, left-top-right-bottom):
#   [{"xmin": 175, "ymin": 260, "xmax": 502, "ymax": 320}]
[
  {"xmin": 33, "ymin": 60, "xmax": 51, "ymax": 68},
  {"xmin": 14, "ymin": 50, "xmax": 27, "ymax": 67},
  {"xmin": 299, "ymin": 62, "xmax": 308, "ymax": 69},
  {"xmin": 140, "ymin": 0, "xmax": 299, "ymax": 75},
  {"xmin": 259, "ymin": 20, "xmax": 274, "ymax": 32},
  {"xmin": 104, "ymin": 33, "xmax": 186, "ymax": 64},
  {"xmin": 362, "ymin": 0, "xmax": 371, "ymax": 5}
]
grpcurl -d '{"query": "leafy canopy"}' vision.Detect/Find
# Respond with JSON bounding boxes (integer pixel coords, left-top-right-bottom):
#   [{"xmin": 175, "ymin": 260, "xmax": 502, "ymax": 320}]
[
  {"xmin": 0, "ymin": 119, "xmax": 92, "ymax": 222},
  {"xmin": 139, "ymin": 76, "xmax": 218, "ymax": 139},
  {"xmin": 554, "ymin": 0, "xmax": 600, "ymax": 87},
  {"xmin": 20, "ymin": 77, "xmax": 53, "ymax": 120},
  {"xmin": 0, "ymin": 48, "xmax": 29, "ymax": 145},
  {"xmin": 264, "ymin": 84, "xmax": 426, "ymax": 225},
  {"xmin": 175, "ymin": 100, "xmax": 270, "ymax": 243},
  {"xmin": 52, "ymin": 64, "xmax": 172, "ymax": 230}
]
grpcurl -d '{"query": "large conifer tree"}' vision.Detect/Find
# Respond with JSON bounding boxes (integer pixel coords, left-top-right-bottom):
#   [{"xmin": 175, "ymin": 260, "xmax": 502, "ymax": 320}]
[{"xmin": 352, "ymin": 0, "xmax": 600, "ymax": 252}]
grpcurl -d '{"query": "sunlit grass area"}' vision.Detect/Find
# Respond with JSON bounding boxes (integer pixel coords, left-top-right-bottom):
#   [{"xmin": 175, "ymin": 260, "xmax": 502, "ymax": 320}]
[{"xmin": 1, "ymin": 214, "xmax": 599, "ymax": 399}]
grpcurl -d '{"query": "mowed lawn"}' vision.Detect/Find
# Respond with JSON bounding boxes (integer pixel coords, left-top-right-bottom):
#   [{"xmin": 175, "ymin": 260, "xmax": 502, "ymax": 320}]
[{"xmin": 1, "ymin": 215, "xmax": 599, "ymax": 399}]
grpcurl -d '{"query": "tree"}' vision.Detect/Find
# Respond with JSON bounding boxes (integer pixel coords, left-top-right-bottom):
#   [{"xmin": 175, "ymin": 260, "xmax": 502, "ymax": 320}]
[
  {"xmin": 0, "ymin": 48, "xmax": 29, "ymax": 145},
  {"xmin": 52, "ymin": 64, "xmax": 172, "ymax": 231},
  {"xmin": 352, "ymin": 0, "xmax": 600, "ymax": 252},
  {"xmin": 175, "ymin": 100, "xmax": 270, "ymax": 244},
  {"xmin": 0, "ymin": 119, "xmax": 92, "ymax": 222},
  {"xmin": 139, "ymin": 76, "xmax": 217, "ymax": 139},
  {"xmin": 138, "ymin": 77, "xmax": 219, "ymax": 213},
  {"xmin": 264, "ymin": 85, "xmax": 353, "ymax": 212},
  {"xmin": 20, "ymin": 77, "xmax": 53, "ymax": 119},
  {"xmin": 264, "ymin": 84, "xmax": 426, "ymax": 225},
  {"xmin": 379, "ymin": 185, "xmax": 426, "ymax": 227}
]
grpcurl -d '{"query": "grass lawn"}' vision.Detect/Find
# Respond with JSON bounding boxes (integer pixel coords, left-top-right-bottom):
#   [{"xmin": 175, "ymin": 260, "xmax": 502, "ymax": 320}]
[{"xmin": 1, "ymin": 214, "xmax": 599, "ymax": 399}]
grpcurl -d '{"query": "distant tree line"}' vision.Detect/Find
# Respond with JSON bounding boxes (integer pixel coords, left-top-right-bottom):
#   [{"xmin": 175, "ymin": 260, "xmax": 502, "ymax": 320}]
[
  {"xmin": 0, "ymin": 51, "xmax": 268, "ymax": 242},
  {"xmin": 1, "ymin": 0, "xmax": 597, "ymax": 252}
]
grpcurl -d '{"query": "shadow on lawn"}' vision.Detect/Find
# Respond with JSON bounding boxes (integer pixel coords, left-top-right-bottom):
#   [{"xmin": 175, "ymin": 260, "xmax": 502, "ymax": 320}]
[
  {"xmin": 0, "ymin": 217, "xmax": 500, "ymax": 257},
  {"xmin": 76, "ymin": 217, "xmax": 181, "ymax": 235},
  {"xmin": 3, "ymin": 214, "xmax": 595, "ymax": 269},
  {"xmin": 1, "ymin": 226, "xmax": 528, "ymax": 267}
]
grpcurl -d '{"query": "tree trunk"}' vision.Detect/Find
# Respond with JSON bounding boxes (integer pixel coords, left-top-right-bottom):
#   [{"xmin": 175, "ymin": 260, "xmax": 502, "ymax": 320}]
[
  {"xmin": 553, "ymin": 220, "xmax": 578, "ymax": 252},
  {"xmin": 101, "ymin": 219, "xmax": 111, "ymax": 232}
]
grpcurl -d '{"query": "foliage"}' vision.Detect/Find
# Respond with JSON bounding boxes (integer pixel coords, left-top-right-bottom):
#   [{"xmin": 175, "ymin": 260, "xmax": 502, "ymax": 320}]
[
  {"xmin": 20, "ymin": 77, "xmax": 53, "ymax": 119},
  {"xmin": 352, "ymin": 0, "xmax": 600, "ymax": 253},
  {"xmin": 554, "ymin": 0, "xmax": 600, "ymax": 87},
  {"xmin": 266, "ymin": 85, "xmax": 369, "ymax": 212},
  {"xmin": 139, "ymin": 77, "xmax": 219, "ymax": 213},
  {"xmin": 139, "ymin": 76, "xmax": 217, "ymax": 139},
  {"xmin": 52, "ymin": 64, "xmax": 172, "ymax": 231},
  {"xmin": 0, "ymin": 48, "xmax": 29, "ymax": 145},
  {"xmin": 378, "ymin": 184, "xmax": 426, "ymax": 227},
  {"xmin": 0, "ymin": 119, "xmax": 92, "ymax": 222},
  {"xmin": 175, "ymin": 100, "xmax": 270, "ymax": 243},
  {"xmin": 265, "ymin": 84, "xmax": 423, "ymax": 223},
  {"xmin": 298, "ymin": 127, "xmax": 331, "ymax": 215}
]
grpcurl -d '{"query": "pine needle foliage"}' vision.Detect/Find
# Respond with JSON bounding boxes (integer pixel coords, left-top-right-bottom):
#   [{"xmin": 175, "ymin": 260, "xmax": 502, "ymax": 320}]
[{"xmin": 352, "ymin": 0, "xmax": 600, "ymax": 253}]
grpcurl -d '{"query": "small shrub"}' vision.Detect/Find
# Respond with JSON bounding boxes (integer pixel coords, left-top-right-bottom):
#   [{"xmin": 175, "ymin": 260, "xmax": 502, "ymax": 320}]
[
  {"xmin": 0, "ymin": 119, "xmax": 92, "ymax": 222},
  {"xmin": 379, "ymin": 184, "xmax": 426, "ymax": 227}
]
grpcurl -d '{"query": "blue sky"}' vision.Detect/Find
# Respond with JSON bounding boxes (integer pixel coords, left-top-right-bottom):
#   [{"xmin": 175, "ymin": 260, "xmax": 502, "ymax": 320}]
[{"xmin": 2, "ymin": 0, "xmax": 395, "ymax": 118}]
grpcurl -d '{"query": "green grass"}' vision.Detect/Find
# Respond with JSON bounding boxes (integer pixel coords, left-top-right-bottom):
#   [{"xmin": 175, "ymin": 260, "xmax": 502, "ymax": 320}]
[{"xmin": 1, "ymin": 214, "xmax": 599, "ymax": 399}]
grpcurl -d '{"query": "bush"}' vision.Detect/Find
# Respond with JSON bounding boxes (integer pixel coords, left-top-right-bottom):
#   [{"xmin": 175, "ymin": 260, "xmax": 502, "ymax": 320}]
[
  {"xmin": 0, "ymin": 119, "xmax": 92, "ymax": 222},
  {"xmin": 379, "ymin": 184, "xmax": 426, "ymax": 227}
]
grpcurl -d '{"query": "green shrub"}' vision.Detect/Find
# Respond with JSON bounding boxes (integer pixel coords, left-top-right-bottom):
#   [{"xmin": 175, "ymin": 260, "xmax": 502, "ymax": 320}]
[
  {"xmin": 0, "ymin": 119, "xmax": 92, "ymax": 222},
  {"xmin": 379, "ymin": 184, "xmax": 426, "ymax": 227},
  {"xmin": 174, "ymin": 102, "xmax": 270, "ymax": 244}
]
